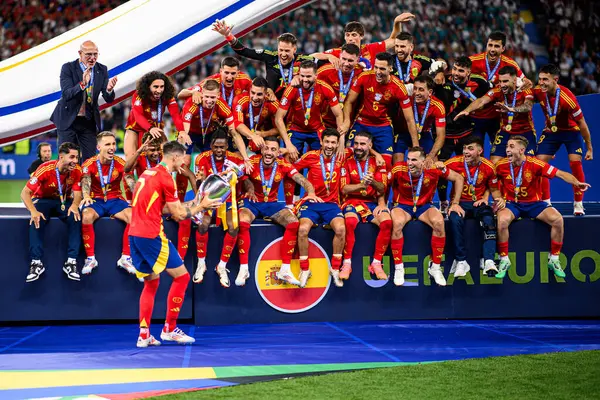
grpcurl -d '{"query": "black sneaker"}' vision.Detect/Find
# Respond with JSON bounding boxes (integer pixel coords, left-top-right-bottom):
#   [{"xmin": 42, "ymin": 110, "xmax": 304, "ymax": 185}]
[
  {"xmin": 26, "ymin": 262, "xmax": 45, "ymax": 282},
  {"xmin": 63, "ymin": 260, "xmax": 81, "ymax": 281}
]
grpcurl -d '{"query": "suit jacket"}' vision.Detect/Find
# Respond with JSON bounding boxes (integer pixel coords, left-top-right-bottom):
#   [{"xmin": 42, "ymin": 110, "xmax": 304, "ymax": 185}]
[{"xmin": 50, "ymin": 60, "xmax": 115, "ymax": 131}]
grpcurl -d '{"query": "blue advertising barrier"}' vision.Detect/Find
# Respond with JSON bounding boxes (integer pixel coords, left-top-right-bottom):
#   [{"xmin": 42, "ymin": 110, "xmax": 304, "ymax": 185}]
[{"xmin": 0, "ymin": 217, "xmax": 598, "ymax": 324}]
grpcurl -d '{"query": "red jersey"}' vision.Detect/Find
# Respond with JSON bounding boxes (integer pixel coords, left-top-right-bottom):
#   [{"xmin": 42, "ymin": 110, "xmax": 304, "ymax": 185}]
[
  {"xmin": 340, "ymin": 153, "xmax": 387, "ymax": 203},
  {"xmin": 27, "ymin": 160, "xmax": 82, "ymax": 200},
  {"xmin": 125, "ymin": 91, "xmax": 184, "ymax": 134},
  {"xmin": 325, "ymin": 41, "xmax": 387, "ymax": 66},
  {"xmin": 134, "ymin": 153, "xmax": 161, "ymax": 177},
  {"xmin": 279, "ymin": 81, "xmax": 339, "ymax": 133},
  {"xmin": 445, "ymin": 156, "xmax": 497, "ymax": 202},
  {"xmin": 484, "ymin": 88, "xmax": 534, "ymax": 134},
  {"xmin": 233, "ymin": 95, "xmax": 279, "ymax": 132},
  {"xmin": 294, "ymin": 149, "xmax": 351, "ymax": 204},
  {"xmin": 351, "ymin": 71, "xmax": 411, "ymax": 126},
  {"xmin": 187, "ymin": 72, "xmax": 253, "ymax": 109},
  {"xmin": 129, "ymin": 165, "xmax": 178, "ymax": 238},
  {"xmin": 413, "ymin": 96, "xmax": 446, "ymax": 133},
  {"xmin": 495, "ymin": 156, "xmax": 558, "ymax": 203},
  {"xmin": 82, "ymin": 155, "xmax": 127, "ymax": 200},
  {"xmin": 532, "ymin": 85, "xmax": 583, "ymax": 132},
  {"xmin": 182, "ymin": 98, "xmax": 234, "ymax": 136},
  {"xmin": 246, "ymin": 154, "xmax": 298, "ymax": 202},
  {"xmin": 194, "ymin": 150, "xmax": 244, "ymax": 202},
  {"xmin": 392, "ymin": 54, "xmax": 433, "ymax": 83},
  {"xmin": 317, "ymin": 64, "xmax": 362, "ymax": 128},
  {"xmin": 469, "ymin": 53, "xmax": 524, "ymax": 120},
  {"xmin": 391, "ymin": 163, "xmax": 449, "ymax": 206}
]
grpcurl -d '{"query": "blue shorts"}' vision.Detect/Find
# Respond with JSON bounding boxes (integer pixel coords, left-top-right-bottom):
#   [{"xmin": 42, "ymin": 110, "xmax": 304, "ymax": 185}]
[
  {"xmin": 350, "ymin": 123, "xmax": 394, "ymax": 155},
  {"xmin": 83, "ymin": 198, "xmax": 129, "ymax": 218},
  {"xmin": 297, "ymin": 202, "xmax": 343, "ymax": 225},
  {"xmin": 394, "ymin": 131, "xmax": 433, "ymax": 154},
  {"xmin": 537, "ymin": 130, "xmax": 584, "ymax": 156},
  {"xmin": 343, "ymin": 201, "xmax": 378, "ymax": 223},
  {"xmin": 491, "ymin": 130, "xmax": 537, "ymax": 157},
  {"xmin": 505, "ymin": 201, "xmax": 550, "ymax": 219},
  {"xmin": 187, "ymin": 134, "xmax": 211, "ymax": 154},
  {"xmin": 241, "ymin": 198, "xmax": 287, "ymax": 219},
  {"xmin": 130, "ymin": 233, "xmax": 183, "ymax": 277},
  {"xmin": 472, "ymin": 117, "xmax": 500, "ymax": 143},
  {"xmin": 289, "ymin": 130, "xmax": 321, "ymax": 153},
  {"xmin": 392, "ymin": 202, "xmax": 434, "ymax": 219}
]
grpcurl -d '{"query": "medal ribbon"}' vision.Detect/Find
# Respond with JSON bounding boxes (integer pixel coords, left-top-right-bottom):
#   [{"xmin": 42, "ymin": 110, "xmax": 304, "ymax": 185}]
[
  {"xmin": 199, "ymin": 105, "xmax": 216, "ymax": 138},
  {"xmin": 320, "ymin": 153, "xmax": 336, "ymax": 193},
  {"xmin": 451, "ymin": 81, "xmax": 477, "ymax": 100},
  {"xmin": 248, "ymin": 102, "xmax": 264, "ymax": 132},
  {"xmin": 55, "ymin": 166, "xmax": 66, "ymax": 210},
  {"xmin": 485, "ymin": 56, "xmax": 501, "ymax": 84},
  {"xmin": 221, "ymin": 84, "xmax": 235, "ymax": 108},
  {"xmin": 96, "ymin": 158, "xmax": 115, "ymax": 201},
  {"xmin": 210, "ymin": 154, "xmax": 226, "ymax": 174},
  {"xmin": 395, "ymin": 57, "xmax": 413, "ymax": 83},
  {"xmin": 79, "ymin": 62, "xmax": 94, "ymax": 103},
  {"xmin": 338, "ymin": 69, "xmax": 355, "ymax": 102},
  {"xmin": 504, "ymin": 91, "xmax": 517, "ymax": 129},
  {"xmin": 409, "ymin": 171, "xmax": 424, "ymax": 211},
  {"xmin": 464, "ymin": 159, "xmax": 481, "ymax": 201},
  {"xmin": 260, "ymin": 159, "xmax": 278, "ymax": 201},
  {"xmin": 278, "ymin": 58, "xmax": 294, "ymax": 87},
  {"xmin": 509, "ymin": 160, "xmax": 525, "ymax": 203},
  {"xmin": 545, "ymin": 87, "xmax": 560, "ymax": 130},
  {"xmin": 299, "ymin": 86, "xmax": 315, "ymax": 126},
  {"xmin": 355, "ymin": 156, "xmax": 370, "ymax": 181},
  {"xmin": 413, "ymin": 98, "xmax": 431, "ymax": 134}
]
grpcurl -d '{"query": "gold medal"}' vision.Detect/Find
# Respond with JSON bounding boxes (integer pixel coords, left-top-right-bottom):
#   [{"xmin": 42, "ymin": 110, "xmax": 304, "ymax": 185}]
[
  {"xmin": 413, "ymin": 205, "xmax": 417, "ymax": 213},
  {"xmin": 505, "ymin": 124, "xmax": 512, "ymax": 132},
  {"xmin": 61, "ymin": 204, "xmax": 65, "ymax": 212},
  {"xmin": 551, "ymin": 125, "xmax": 558, "ymax": 133},
  {"xmin": 104, "ymin": 195, "xmax": 107, "ymax": 202},
  {"xmin": 361, "ymin": 190, "xmax": 367, "ymax": 196},
  {"xmin": 264, "ymin": 196, "xmax": 269, "ymax": 202},
  {"xmin": 304, "ymin": 119, "xmax": 309, "ymax": 126}
]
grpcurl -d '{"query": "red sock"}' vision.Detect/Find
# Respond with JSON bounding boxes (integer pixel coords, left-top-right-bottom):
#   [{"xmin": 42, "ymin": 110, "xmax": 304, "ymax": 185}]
[
  {"xmin": 300, "ymin": 258, "xmax": 310, "ymax": 271},
  {"xmin": 284, "ymin": 177, "xmax": 295, "ymax": 206},
  {"xmin": 220, "ymin": 231, "xmax": 237, "ymax": 263},
  {"xmin": 281, "ymin": 222, "xmax": 299, "ymax": 264},
  {"xmin": 551, "ymin": 240, "xmax": 563, "ymax": 256},
  {"xmin": 196, "ymin": 231, "xmax": 208, "ymax": 259},
  {"xmin": 542, "ymin": 177, "xmax": 551, "ymax": 201},
  {"xmin": 121, "ymin": 224, "xmax": 131, "ymax": 256},
  {"xmin": 343, "ymin": 217, "xmax": 359, "ymax": 259},
  {"xmin": 82, "ymin": 223, "xmax": 95, "ymax": 257},
  {"xmin": 238, "ymin": 222, "xmax": 251, "ymax": 264},
  {"xmin": 175, "ymin": 172, "xmax": 188, "ymax": 199},
  {"xmin": 391, "ymin": 236, "xmax": 404, "ymax": 265},
  {"xmin": 498, "ymin": 241, "xmax": 509, "ymax": 258},
  {"xmin": 165, "ymin": 273, "xmax": 190, "ymax": 332},
  {"xmin": 569, "ymin": 160, "xmax": 585, "ymax": 202},
  {"xmin": 139, "ymin": 278, "xmax": 160, "ymax": 336},
  {"xmin": 373, "ymin": 219, "xmax": 392, "ymax": 261},
  {"xmin": 177, "ymin": 219, "xmax": 191, "ymax": 259},
  {"xmin": 332, "ymin": 254, "xmax": 342, "ymax": 270},
  {"xmin": 431, "ymin": 235, "xmax": 445, "ymax": 265}
]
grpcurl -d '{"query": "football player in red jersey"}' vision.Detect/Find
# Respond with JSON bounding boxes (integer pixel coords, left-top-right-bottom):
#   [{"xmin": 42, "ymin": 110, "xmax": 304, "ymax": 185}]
[
  {"xmin": 21, "ymin": 142, "xmax": 83, "ymax": 282},
  {"xmin": 124, "ymin": 71, "xmax": 184, "ymax": 160},
  {"xmin": 445, "ymin": 136, "xmax": 504, "ymax": 277},
  {"xmin": 456, "ymin": 66, "xmax": 536, "ymax": 164},
  {"xmin": 469, "ymin": 31, "xmax": 532, "ymax": 144},
  {"xmin": 177, "ymin": 57, "xmax": 253, "ymax": 109},
  {"xmin": 340, "ymin": 131, "xmax": 390, "ymax": 284},
  {"xmin": 80, "ymin": 132, "xmax": 137, "ymax": 277},
  {"xmin": 533, "ymin": 64, "xmax": 593, "ymax": 215},
  {"xmin": 389, "ymin": 147, "xmax": 464, "ymax": 286},
  {"xmin": 130, "ymin": 140, "xmax": 221, "ymax": 348},
  {"xmin": 294, "ymin": 129, "xmax": 347, "ymax": 288},
  {"xmin": 391, "ymin": 32, "xmax": 433, "ymax": 85},
  {"xmin": 192, "ymin": 128, "xmax": 246, "ymax": 287},
  {"xmin": 494, "ymin": 136, "xmax": 590, "ymax": 280},
  {"xmin": 238, "ymin": 137, "xmax": 317, "ymax": 286}
]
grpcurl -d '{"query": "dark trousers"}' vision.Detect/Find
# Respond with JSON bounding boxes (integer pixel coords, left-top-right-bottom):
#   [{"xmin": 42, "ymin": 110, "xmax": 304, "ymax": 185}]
[
  {"xmin": 437, "ymin": 137, "xmax": 465, "ymax": 202},
  {"xmin": 58, "ymin": 117, "xmax": 98, "ymax": 164},
  {"xmin": 449, "ymin": 201, "xmax": 496, "ymax": 262},
  {"xmin": 29, "ymin": 198, "xmax": 81, "ymax": 261}
]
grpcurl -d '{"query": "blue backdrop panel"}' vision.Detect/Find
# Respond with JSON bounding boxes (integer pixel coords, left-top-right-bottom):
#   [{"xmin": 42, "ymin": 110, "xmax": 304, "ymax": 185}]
[{"xmin": 0, "ymin": 219, "xmax": 192, "ymax": 322}]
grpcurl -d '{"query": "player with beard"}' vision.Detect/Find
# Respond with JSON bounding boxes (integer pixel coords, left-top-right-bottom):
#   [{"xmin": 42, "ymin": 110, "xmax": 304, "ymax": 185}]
[
  {"xmin": 238, "ymin": 137, "xmax": 318, "ymax": 287},
  {"xmin": 212, "ymin": 20, "xmax": 313, "ymax": 98},
  {"xmin": 469, "ymin": 32, "xmax": 532, "ymax": 144},
  {"xmin": 81, "ymin": 132, "xmax": 137, "ymax": 277},
  {"xmin": 390, "ymin": 147, "xmax": 464, "ymax": 286},
  {"xmin": 532, "ymin": 64, "xmax": 593, "ymax": 215},
  {"xmin": 124, "ymin": 72, "xmax": 184, "ymax": 160},
  {"xmin": 339, "ymin": 131, "xmax": 390, "ymax": 284},
  {"xmin": 22, "ymin": 142, "xmax": 83, "ymax": 282},
  {"xmin": 391, "ymin": 32, "xmax": 432, "ymax": 86},
  {"xmin": 445, "ymin": 135, "xmax": 504, "ymax": 277},
  {"xmin": 456, "ymin": 66, "xmax": 536, "ymax": 164},
  {"xmin": 192, "ymin": 129, "xmax": 245, "ymax": 287},
  {"xmin": 294, "ymin": 129, "xmax": 347, "ymax": 288},
  {"xmin": 494, "ymin": 136, "xmax": 590, "ymax": 280}
]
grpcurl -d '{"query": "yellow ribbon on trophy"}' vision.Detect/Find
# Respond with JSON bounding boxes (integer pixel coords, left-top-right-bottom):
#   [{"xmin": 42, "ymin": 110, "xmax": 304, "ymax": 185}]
[{"xmin": 217, "ymin": 173, "xmax": 238, "ymax": 231}]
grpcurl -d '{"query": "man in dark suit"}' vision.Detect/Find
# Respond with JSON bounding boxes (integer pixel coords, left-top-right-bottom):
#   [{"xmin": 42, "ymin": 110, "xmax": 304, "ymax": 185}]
[{"xmin": 51, "ymin": 40, "xmax": 118, "ymax": 163}]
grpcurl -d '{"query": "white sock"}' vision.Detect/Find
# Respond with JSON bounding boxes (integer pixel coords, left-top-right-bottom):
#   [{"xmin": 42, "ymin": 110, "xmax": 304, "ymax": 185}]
[
  {"xmin": 280, "ymin": 263, "xmax": 290, "ymax": 272},
  {"xmin": 395, "ymin": 263, "xmax": 404, "ymax": 269},
  {"xmin": 431, "ymin": 262, "xmax": 440, "ymax": 269},
  {"xmin": 372, "ymin": 258, "xmax": 382, "ymax": 264},
  {"xmin": 32, "ymin": 259, "xmax": 42, "ymax": 264},
  {"xmin": 501, "ymin": 255, "xmax": 509, "ymax": 261},
  {"xmin": 218, "ymin": 260, "xmax": 227, "ymax": 269},
  {"xmin": 198, "ymin": 257, "xmax": 206, "ymax": 263},
  {"xmin": 550, "ymin": 254, "xmax": 559, "ymax": 261},
  {"xmin": 240, "ymin": 263, "xmax": 249, "ymax": 270},
  {"xmin": 67, "ymin": 258, "xmax": 77, "ymax": 264},
  {"xmin": 343, "ymin": 258, "xmax": 351, "ymax": 264}
]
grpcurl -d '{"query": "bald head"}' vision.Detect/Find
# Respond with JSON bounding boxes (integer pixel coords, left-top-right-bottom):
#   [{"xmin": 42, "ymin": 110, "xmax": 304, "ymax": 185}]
[{"xmin": 79, "ymin": 41, "xmax": 98, "ymax": 68}]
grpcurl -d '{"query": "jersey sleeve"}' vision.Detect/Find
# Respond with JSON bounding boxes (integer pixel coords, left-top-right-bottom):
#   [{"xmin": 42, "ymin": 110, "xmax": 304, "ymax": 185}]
[
  {"xmin": 26, "ymin": 169, "xmax": 46, "ymax": 192},
  {"xmin": 523, "ymin": 89, "xmax": 534, "ymax": 100},
  {"xmin": 484, "ymin": 87, "xmax": 501, "ymax": 102},
  {"xmin": 283, "ymin": 161, "xmax": 299, "ymax": 179},
  {"xmin": 395, "ymin": 81, "xmax": 411, "ymax": 109},
  {"xmin": 564, "ymin": 89, "xmax": 583, "ymax": 121},
  {"xmin": 163, "ymin": 172, "xmax": 179, "ymax": 203},
  {"xmin": 350, "ymin": 73, "xmax": 366, "ymax": 94},
  {"xmin": 217, "ymin": 100, "xmax": 235, "ymax": 127},
  {"xmin": 182, "ymin": 98, "xmax": 196, "ymax": 123},
  {"xmin": 167, "ymin": 98, "xmax": 184, "ymax": 131},
  {"xmin": 71, "ymin": 168, "xmax": 83, "ymax": 191},
  {"xmin": 229, "ymin": 38, "xmax": 274, "ymax": 62},
  {"xmin": 540, "ymin": 161, "xmax": 558, "ymax": 179},
  {"xmin": 233, "ymin": 95, "xmax": 248, "ymax": 128},
  {"xmin": 293, "ymin": 152, "xmax": 314, "ymax": 171},
  {"xmin": 81, "ymin": 158, "xmax": 95, "ymax": 175},
  {"xmin": 131, "ymin": 96, "xmax": 153, "ymax": 131},
  {"xmin": 279, "ymin": 86, "xmax": 296, "ymax": 111},
  {"xmin": 433, "ymin": 102, "xmax": 446, "ymax": 127},
  {"xmin": 322, "ymin": 83, "xmax": 339, "ymax": 107},
  {"xmin": 472, "ymin": 76, "xmax": 491, "ymax": 98}
]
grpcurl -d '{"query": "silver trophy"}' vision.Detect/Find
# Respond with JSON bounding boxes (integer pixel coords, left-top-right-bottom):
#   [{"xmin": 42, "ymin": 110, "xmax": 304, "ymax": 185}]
[{"xmin": 191, "ymin": 160, "xmax": 245, "ymax": 224}]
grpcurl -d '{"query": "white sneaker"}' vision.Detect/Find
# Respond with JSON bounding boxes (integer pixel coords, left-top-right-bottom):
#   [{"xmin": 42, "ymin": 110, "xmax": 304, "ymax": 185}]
[
  {"xmin": 235, "ymin": 266, "xmax": 250, "ymax": 286},
  {"xmin": 193, "ymin": 259, "xmax": 206, "ymax": 283},
  {"xmin": 136, "ymin": 335, "xmax": 161, "ymax": 348},
  {"xmin": 574, "ymin": 201, "xmax": 585, "ymax": 216},
  {"xmin": 160, "ymin": 327, "xmax": 195, "ymax": 344},
  {"xmin": 330, "ymin": 269, "xmax": 343, "ymax": 287},
  {"xmin": 394, "ymin": 264, "xmax": 405, "ymax": 286},
  {"xmin": 81, "ymin": 257, "xmax": 98, "ymax": 275},
  {"xmin": 216, "ymin": 265, "xmax": 230, "ymax": 288},
  {"xmin": 454, "ymin": 261, "xmax": 470, "ymax": 278},
  {"xmin": 299, "ymin": 269, "xmax": 312, "ymax": 288},
  {"xmin": 428, "ymin": 262, "xmax": 446, "ymax": 286},
  {"xmin": 276, "ymin": 267, "xmax": 301, "ymax": 286},
  {"xmin": 117, "ymin": 255, "xmax": 136, "ymax": 274},
  {"xmin": 483, "ymin": 259, "xmax": 498, "ymax": 275}
]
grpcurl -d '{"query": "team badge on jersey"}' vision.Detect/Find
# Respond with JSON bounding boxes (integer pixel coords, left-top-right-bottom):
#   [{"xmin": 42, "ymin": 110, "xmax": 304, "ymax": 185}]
[
  {"xmin": 184, "ymin": 113, "xmax": 192, "ymax": 121},
  {"xmin": 29, "ymin": 177, "xmax": 38, "ymax": 184},
  {"xmin": 375, "ymin": 93, "xmax": 383, "ymax": 101}
]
